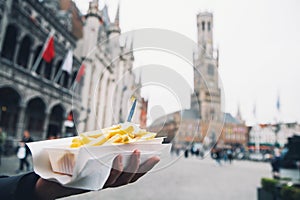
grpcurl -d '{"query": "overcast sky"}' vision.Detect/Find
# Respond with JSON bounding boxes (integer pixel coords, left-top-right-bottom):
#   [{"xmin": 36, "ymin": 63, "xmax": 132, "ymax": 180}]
[{"xmin": 74, "ymin": 0, "xmax": 300, "ymax": 125}]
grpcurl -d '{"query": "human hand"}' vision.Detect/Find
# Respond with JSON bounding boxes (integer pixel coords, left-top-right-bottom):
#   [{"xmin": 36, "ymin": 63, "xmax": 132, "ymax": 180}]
[
  {"xmin": 104, "ymin": 149, "xmax": 160, "ymax": 188},
  {"xmin": 34, "ymin": 150, "xmax": 160, "ymax": 200}
]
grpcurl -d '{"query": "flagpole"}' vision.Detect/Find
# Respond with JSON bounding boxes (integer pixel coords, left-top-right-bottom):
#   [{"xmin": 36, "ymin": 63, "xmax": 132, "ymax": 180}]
[
  {"xmin": 71, "ymin": 64, "xmax": 85, "ymax": 90},
  {"xmin": 31, "ymin": 49, "xmax": 44, "ymax": 72},
  {"xmin": 71, "ymin": 81, "xmax": 78, "ymax": 91},
  {"xmin": 53, "ymin": 68, "xmax": 63, "ymax": 83},
  {"xmin": 54, "ymin": 50, "xmax": 73, "ymax": 83},
  {"xmin": 31, "ymin": 31, "xmax": 55, "ymax": 72}
]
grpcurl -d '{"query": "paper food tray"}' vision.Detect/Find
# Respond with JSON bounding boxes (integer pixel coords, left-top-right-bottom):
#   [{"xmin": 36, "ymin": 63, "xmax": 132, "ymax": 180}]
[
  {"xmin": 27, "ymin": 137, "xmax": 171, "ymax": 190},
  {"xmin": 45, "ymin": 137, "xmax": 165, "ymax": 175}
]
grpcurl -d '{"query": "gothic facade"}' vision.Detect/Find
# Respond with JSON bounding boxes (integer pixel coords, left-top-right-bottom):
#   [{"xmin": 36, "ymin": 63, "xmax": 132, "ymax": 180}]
[
  {"xmin": 0, "ymin": 0, "xmax": 146, "ymax": 140},
  {"xmin": 74, "ymin": 0, "xmax": 143, "ymax": 132},
  {"xmin": 0, "ymin": 0, "xmax": 83, "ymax": 140}
]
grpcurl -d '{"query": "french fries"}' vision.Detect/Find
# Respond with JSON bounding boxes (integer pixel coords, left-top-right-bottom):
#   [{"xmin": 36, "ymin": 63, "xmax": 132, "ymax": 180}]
[{"xmin": 70, "ymin": 123, "xmax": 157, "ymax": 148}]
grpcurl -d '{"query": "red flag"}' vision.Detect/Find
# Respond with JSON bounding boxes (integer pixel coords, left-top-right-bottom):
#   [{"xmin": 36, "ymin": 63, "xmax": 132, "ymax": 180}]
[
  {"xmin": 42, "ymin": 36, "xmax": 55, "ymax": 63},
  {"xmin": 76, "ymin": 64, "xmax": 85, "ymax": 82}
]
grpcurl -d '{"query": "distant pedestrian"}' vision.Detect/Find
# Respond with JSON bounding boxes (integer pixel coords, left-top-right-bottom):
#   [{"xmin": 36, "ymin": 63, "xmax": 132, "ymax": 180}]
[
  {"xmin": 195, "ymin": 148, "xmax": 200, "ymax": 157},
  {"xmin": 227, "ymin": 149, "xmax": 233, "ymax": 164},
  {"xmin": 223, "ymin": 150, "xmax": 228, "ymax": 163},
  {"xmin": 0, "ymin": 127, "xmax": 7, "ymax": 165},
  {"xmin": 213, "ymin": 149, "xmax": 222, "ymax": 166},
  {"xmin": 184, "ymin": 149, "xmax": 189, "ymax": 158},
  {"xmin": 271, "ymin": 148, "xmax": 281, "ymax": 179},
  {"xmin": 16, "ymin": 130, "xmax": 34, "ymax": 173}
]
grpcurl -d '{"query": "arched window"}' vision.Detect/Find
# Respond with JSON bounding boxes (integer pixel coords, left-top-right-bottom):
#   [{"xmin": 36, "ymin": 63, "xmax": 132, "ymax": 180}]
[
  {"xmin": 71, "ymin": 70, "xmax": 78, "ymax": 84},
  {"xmin": 25, "ymin": 97, "xmax": 46, "ymax": 138},
  {"xmin": 0, "ymin": 87, "xmax": 21, "ymax": 136},
  {"xmin": 17, "ymin": 35, "xmax": 32, "ymax": 68},
  {"xmin": 47, "ymin": 104, "xmax": 65, "ymax": 138},
  {"xmin": 44, "ymin": 61, "xmax": 53, "ymax": 79},
  {"xmin": 1, "ymin": 24, "xmax": 18, "ymax": 61},
  {"xmin": 201, "ymin": 21, "xmax": 205, "ymax": 31},
  {"xmin": 62, "ymin": 71, "xmax": 70, "ymax": 88}
]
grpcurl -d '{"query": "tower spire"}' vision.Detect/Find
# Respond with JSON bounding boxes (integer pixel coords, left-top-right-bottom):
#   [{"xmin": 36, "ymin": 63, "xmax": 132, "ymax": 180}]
[
  {"xmin": 114, "ymin": 2, "xmax": 120, "ymax": 26},
  {"xmin": 108, "ymin": 2, "xmax": 121, "ymax": 34},
  {"xmin": 236, "ymin": 103, "xmax": 242, "ymax": 122}
]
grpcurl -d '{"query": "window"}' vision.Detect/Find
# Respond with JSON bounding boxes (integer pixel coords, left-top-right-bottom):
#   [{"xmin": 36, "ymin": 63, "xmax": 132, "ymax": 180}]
[
  {"xmin": 201, "ymin": 21, "xmax": 205, "ymax": 31},
  {"xmin": 210, "ymin": 109, "xmax": 215, "ymax": 120},
  {"xmin": 208, "ymin": 64, "xmax": 214, "ymax": 76},
  {"xmin": 1, "ymin": 25, "xmax": 19, "ymax": 61},
  {"xmin": 63, "ymin": 71, "xmax": 70, "ymax": 88},
  {"xmin": 17, "ymin": 35, "xmax": 32, "ymax": 68},
  {"xmin": 208, "ymin": 22, "xmax": 211, "ymax": 31}
]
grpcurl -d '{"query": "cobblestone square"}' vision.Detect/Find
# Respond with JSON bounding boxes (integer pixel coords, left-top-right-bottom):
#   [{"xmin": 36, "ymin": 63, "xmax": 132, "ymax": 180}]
[{"xmin": 60, "ymin": 156, "xmax": 270, "ymax": 200}]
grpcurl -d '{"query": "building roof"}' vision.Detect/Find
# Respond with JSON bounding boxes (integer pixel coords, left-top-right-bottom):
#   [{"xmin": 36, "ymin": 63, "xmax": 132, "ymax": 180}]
[
  {"xmin": 149, "ymin": 115, "xmax": 175, "ymax": 127},
  {"xmin": 223, "ymin": 113, "xmax": 241, "ymax": 124},
  {"xmin": 149, "ymin": 109, "xmax": 200, "ymax": 128},
  {"xmin": 181, "ymin": 109, "xmax": 200, "ymax": 120}
]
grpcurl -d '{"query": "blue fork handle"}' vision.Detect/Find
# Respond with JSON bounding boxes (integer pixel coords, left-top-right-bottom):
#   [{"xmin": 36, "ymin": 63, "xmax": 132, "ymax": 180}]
[{"xmin": 127, "ymin": 99, "xmax": 137, "ymax": 122}]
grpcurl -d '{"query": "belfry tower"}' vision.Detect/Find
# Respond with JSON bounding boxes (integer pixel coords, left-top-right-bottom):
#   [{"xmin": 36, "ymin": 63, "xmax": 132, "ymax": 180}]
[
  {"xmin": 190, "ymin": 12, "xmax": 223, "ymax": 146},
  {"xmin": 192, "ymin": 12, "xmax": 221, "ymax": 122}
]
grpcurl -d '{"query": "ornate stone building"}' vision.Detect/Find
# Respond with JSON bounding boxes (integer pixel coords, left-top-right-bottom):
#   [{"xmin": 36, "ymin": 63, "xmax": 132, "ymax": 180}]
[
  {"xmin": 0, "ymin": 0, "xmax": 146, "ymax": 143},
  {"xmin": 0, "ymin": 0, "xmax": 83, "ymax": 140},
  {"xmin": 74, "ymin": 0, "xmax": 143, "ymax": 132}
]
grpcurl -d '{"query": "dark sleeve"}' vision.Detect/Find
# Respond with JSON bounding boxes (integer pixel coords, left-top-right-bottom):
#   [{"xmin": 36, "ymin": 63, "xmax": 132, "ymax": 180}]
[{"xmin": 0, "ymin": 172, "xmax": 40, "ymax": 200}]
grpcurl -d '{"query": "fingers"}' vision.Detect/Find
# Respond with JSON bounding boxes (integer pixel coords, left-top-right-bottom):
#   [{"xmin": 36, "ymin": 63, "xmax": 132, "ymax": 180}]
[
  {"xmin": 130, "ymin": 156, "xmax": 160, "ymax": 183},
  {"xmin": 104, "ymin": 155, "xmax": 123, "ymax": 188},
  {"xmin": 105, "ymin": 150, "xmax": 161, "ymax": 189},
  {"xmin": 110, "ymin": 149, "xmax": 140, "ymax": 187}
]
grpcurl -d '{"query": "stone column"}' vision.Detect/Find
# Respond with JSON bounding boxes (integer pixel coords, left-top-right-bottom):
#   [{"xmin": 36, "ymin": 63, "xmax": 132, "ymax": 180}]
[
  {"xmin": 97, "ymin": 72, "xmax": 109, "ymax": 129},
  {"xmin": 67, "ymin": 72, "xmax": 72, "ymax": 88},
  {"xmin": 104, "ymin": 79, "xmax": 115, "ymax": 127},
  {"xmin": 60, "ymin": 111, "xmax": 67, "ymax": 138},
  {"xmin": 50, "ymin": 60, "xmax": 58, "ymax": 81},
  {"xmin": 27, "ymin": 47, "xmax": 35, "ymax": 70},
  {"xmin": 16, "ymin": 102, "xmax": 26, "ymax": 139},
  {"xmin": 59, "ymin": 71, "xmax": 64, "ymax": 86},
  {"xmin": 39, "ymin": 61, "xmax": 46, "ymax": 77},
  {"xmin": 114, "ymin": 60, "xmax": 124, "ymax": 123},
  {"xmin": 42, "ymin": 110, "xmax": 50, "ymax": 139},
  {"xmin": 13, "ymin": 39, "xmax": 21, "ymax": 66},
  {"xmin": 0, "ymin": 0, "xmax": 11, "ymax": 55}
]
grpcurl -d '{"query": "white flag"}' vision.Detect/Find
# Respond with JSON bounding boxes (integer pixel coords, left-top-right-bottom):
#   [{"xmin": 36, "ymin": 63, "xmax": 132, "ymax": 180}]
[{"xmin": 62, "ymin": 50, "xmax": 73, "ymax": 74}]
